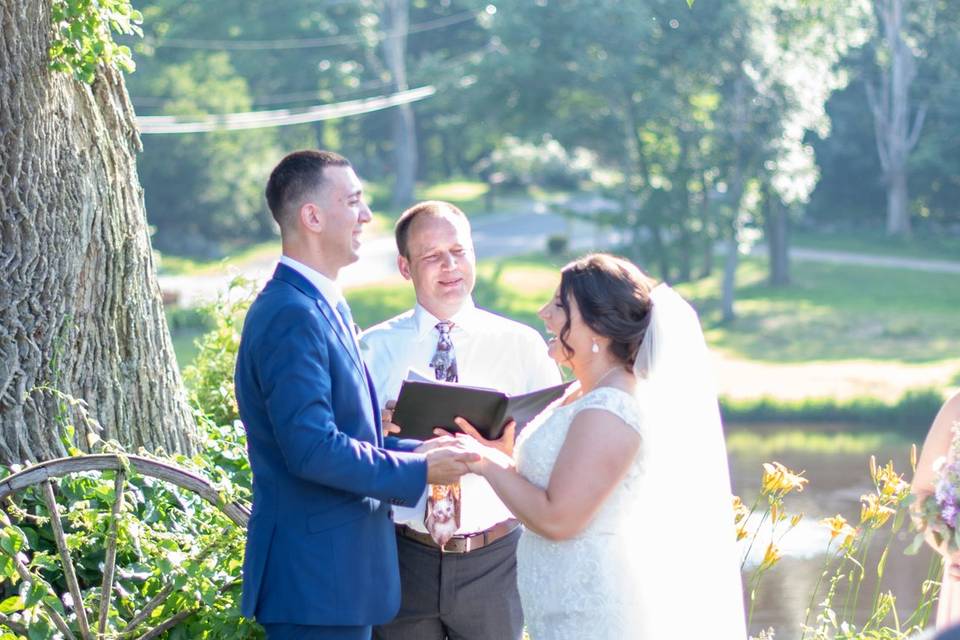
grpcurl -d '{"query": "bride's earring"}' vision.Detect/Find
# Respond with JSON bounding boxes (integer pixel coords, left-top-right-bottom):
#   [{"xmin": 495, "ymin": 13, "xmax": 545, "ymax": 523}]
[{"xmin": 591, "ymin": 338, "xmax": 600, "ymax": 354}]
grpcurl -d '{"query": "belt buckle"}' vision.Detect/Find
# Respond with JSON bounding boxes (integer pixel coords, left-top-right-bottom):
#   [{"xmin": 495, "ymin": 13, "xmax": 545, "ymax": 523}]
[{"xmin": 442, "ymin": 532, "xmax": 478, "ymax": 554}]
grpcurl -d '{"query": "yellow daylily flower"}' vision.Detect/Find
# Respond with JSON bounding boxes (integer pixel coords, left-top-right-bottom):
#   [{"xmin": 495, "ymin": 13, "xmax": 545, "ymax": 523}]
[
  {"xmin": 760, "ymin": 542, "xmax": 782, "ymax": 571},
  {"xmin": 820, "ymin": 513, "xmax": 858, "ymax": 547},
  {"xmin": 761, "ymin": 462, "xmax": 808, "ymax": 496},
  {"xmin": 860, "ymin": 493, "xmax": 896, "ymax": 528}
]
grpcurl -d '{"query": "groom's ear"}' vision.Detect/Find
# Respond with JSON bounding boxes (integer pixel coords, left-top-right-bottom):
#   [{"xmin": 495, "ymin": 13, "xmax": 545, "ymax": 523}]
[
  {"xmin": 300, "ymin": 202, "xmax": 324, "ymax": 233},
  {"xmin": 397, "ymin": 254, "xmax": 412, "ymax": 280}
]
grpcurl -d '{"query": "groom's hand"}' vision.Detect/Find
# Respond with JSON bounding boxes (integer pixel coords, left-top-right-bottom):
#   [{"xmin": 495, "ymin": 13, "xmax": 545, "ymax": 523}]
[{"xmin": 425, "ymin": 446, "xmax": 480, "ymax": 485}]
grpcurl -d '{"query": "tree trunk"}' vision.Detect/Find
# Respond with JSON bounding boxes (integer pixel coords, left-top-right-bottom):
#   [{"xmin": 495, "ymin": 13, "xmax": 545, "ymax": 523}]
[
  {"xmin": 866, "ymin": 0, "xmax": 926, "ymax": 237},
  {"xmin": 384, "ymin": 0, "xmax": 416, "ymax": 208},
  {"xmin": 886, "ymin": 168, "xmax": 910, "ymax": 236},
  {"xmin": 721, "ymin": 231, "xmax": 739, "ymax": 323},
  {"xmin": 699, "ymin": 171, "xmax": 714, "ymax": 278},
  {"xmin": 0, "ymin": 0, "xmax": 197, "ymax": 465},
  {"xmin": 765, "ymin": 187, "xmax": 791, "ymax": 286}
]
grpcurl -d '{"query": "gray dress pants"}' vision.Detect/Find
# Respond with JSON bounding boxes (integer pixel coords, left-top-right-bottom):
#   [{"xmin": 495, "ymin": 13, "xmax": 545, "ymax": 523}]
[{"xmin": 374, "ymin": 526, "xmax": 524, "ymax": 640}]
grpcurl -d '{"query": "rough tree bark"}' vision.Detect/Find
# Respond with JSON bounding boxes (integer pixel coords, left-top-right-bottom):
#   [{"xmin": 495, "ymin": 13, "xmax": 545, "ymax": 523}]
[
  {"xmin": 866, "ymin": 0, "xmax": 926, "ymax": 237},
  {"xmin": 384, "ymin": 0, "xmax": 417, "ymax": 208},
  {"xmin": 0, "ymin": 0, "xmax": 197, "ymax": 465}
]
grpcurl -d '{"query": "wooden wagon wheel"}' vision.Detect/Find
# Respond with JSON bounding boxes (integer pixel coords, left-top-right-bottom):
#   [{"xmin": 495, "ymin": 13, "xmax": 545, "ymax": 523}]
[{"xmin": 0, "ymin": 454, "xmax": 251, "ymax": 639}]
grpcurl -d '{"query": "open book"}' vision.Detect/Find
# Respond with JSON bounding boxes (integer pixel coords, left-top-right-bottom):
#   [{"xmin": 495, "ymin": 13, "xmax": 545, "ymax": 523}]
[{"xmin": 391, "ymin": 370, "xmax": 572, "ymax": 441}]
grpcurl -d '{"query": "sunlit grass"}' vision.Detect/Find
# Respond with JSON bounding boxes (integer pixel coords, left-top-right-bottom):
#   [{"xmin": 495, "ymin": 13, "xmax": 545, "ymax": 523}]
[
  {"xmin": 156, "ymin": 240, "xmax": 280, "ymax": 276},
  {"xmin": 725, "ymin": 429, "xmax": 908, "ymax": 457},
  {"xmin": 793, "ymin": 227, "xmax": 960, "ymax": 263}
]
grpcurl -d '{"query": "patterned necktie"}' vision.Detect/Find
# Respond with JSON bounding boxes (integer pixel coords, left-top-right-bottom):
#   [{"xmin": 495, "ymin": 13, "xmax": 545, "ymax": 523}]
[
  {"xmin": 429, "ymin": 321, "xmax": 458, "ymax": 383},
  {"xmin": 425, "ymin": 320, "xmax": 461, "ymax": 546}
]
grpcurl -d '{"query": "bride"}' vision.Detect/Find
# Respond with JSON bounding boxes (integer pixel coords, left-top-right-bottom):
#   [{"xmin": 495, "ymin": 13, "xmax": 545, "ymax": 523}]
[{"xmin": 454, "ymin": 254, "xmax": 746, "ymax": 639}]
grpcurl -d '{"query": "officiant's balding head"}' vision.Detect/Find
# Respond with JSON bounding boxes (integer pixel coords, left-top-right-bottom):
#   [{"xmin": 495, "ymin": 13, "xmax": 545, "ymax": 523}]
[{"xmin": 395, "ymin": 201, "xmax": 476, "ymax": 321}]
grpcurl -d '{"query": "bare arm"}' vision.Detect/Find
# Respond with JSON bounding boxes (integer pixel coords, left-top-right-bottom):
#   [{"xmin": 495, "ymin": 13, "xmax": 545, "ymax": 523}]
[
  {"xmin": 469, "ymin": 408, "xmax": 641, "ymax": 541},
  {"xmin": 912, "ymin": 391, "xmax": 960, "ymax": 499}
]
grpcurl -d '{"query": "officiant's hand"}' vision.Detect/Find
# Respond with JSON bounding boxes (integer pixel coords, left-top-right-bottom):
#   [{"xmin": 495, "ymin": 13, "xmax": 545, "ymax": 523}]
[
  {"xmin": 425, "ymin": 445, "xmax": 480, "ymax": 485},
  {"xmin": 437, "ymin": 417, "xmax": 516, "ymax": 458},
  {"xmin": 381, "ymin": 400, "xmax": 401, "ymax": 436}
]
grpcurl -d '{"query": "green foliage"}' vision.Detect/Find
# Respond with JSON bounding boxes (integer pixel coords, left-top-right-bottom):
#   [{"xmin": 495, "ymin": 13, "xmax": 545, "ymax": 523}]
[
  {"xmin": 0, "ymin": 430, "xmax": 259, "ymax": 638},
  {"xmin": 721, "ymin": 389, "xmax": 947, "ymax": 435},
  {"xmin": 182, "ymin": 280, "xmax": 255, "ymax": 426},
  {"xmin": 49, "ymin": 0, "xmax": 143, "ymax": 83},
  {"xmin": 133, "ymin": 53, "xmax": 279, "ymax": 256}
]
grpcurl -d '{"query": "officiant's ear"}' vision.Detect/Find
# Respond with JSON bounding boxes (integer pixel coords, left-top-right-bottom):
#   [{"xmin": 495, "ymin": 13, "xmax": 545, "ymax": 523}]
[{"xmin": 398, "ymin": 253, "xmax": 413, "ymax": 280}]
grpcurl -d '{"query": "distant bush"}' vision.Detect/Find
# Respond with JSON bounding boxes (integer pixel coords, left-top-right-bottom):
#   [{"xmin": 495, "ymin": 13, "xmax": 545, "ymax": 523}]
[
  {"xmin": 480, "ymin": 135, "xmax": 598, "ymax": 190},
  {"xmin": 721, "ymin": 388, "xmax": 945, "ymax": 437}
]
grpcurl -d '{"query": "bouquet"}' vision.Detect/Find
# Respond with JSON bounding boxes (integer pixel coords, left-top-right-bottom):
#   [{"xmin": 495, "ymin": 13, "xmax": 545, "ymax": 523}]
[{"xmin": 910, "ymin": 422, "xmax": 960, "ymax": 554}]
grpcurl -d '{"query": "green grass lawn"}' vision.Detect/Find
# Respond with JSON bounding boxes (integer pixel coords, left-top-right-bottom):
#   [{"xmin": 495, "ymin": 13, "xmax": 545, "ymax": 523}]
[
  {"xmin": 792, "ymin": 227, "xmax": 960, "ymax": 263},
  {"xmin": 680, "ymin": 257, "xmax": 960, "ymax": 364},
  {"xmin": 347, "ymin": 252, "xmax": 960, "ymax": 367}
]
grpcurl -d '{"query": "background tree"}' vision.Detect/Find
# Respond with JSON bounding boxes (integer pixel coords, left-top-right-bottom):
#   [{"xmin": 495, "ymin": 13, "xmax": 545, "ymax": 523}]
[
  {"xmin": 866, "ymin": 0, "xmax": 928, "ymax": 237},
  {"xmin": 0, "ymin": 0, "xmax": 196, "ymax": 464}
]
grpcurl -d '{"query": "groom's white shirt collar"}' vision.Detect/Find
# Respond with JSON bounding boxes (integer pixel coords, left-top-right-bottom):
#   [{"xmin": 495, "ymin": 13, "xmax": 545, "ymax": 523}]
[
  {"xmin": 279, "ymin": 255, "xmax": 345, "ymax": 312},
  {"xmin": 412, "ymin": 299, "xmax": 479, "ymax": 339}
]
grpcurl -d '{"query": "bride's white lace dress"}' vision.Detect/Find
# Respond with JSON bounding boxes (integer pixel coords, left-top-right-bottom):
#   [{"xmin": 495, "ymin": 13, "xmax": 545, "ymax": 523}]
[{"xmin": 514, "ymin": 385, "xmax": 647, "ymax": 640}]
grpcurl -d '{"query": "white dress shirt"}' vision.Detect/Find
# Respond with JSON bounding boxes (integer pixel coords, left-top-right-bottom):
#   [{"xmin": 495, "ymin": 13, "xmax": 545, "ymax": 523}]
[
  {"xmin": 359, "ymin": 299, "xmax": 562, "ymax": 534},
  {"xmin": 279, "ymin": 256, "xmax": 352, "ymax": 336},
  {"xmin": 279, "ymin": 255, "xmax": 372, "ymax": 416}
]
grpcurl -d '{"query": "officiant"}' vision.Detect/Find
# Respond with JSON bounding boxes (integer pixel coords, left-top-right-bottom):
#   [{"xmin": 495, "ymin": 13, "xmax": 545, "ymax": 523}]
[{"xmin": 359, "ymin": 200, "xmax": 560, "ymax": 640}]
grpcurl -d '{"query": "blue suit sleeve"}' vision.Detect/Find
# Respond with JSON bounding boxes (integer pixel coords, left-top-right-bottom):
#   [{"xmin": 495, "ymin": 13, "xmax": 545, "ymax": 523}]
[
  {"xmin": 259, "ymin": 308, "xmax": 427, "ymax": 505},
  {"xmin": 385, "ymin": 436, "xmax": 422, "ymax": 453}
]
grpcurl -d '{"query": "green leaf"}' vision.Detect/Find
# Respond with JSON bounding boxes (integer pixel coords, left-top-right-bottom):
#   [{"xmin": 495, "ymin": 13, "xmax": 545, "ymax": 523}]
[
  {"xmin": 0, "ymin": 595, "xmax": 24, "ymax": 614},
  {"xmin": 904, "ymin": 532, "xmax": 926, "ymax": 555},
  {"xmin": 686, "ymin": 0, "xmax": 694, "ymax": 6}
]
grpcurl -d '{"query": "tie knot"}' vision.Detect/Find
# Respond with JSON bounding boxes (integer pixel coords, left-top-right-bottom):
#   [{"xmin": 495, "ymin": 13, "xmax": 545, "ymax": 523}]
[{"xmin": 435, "ymin": 321, "xmax": 453, "ymax": 336}]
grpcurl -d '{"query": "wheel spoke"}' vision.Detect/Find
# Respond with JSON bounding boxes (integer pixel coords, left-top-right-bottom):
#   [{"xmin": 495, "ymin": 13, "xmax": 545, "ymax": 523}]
[
  {"xmin": 98, "ymin": 470, "xmax": 126, "ymax": 635},
  {"xmin": 41, "ymin": 479, "xmax": 93, "ymax": 640},
  {"xmin": 0, "ymin": 510, "xmax": 77, "ymax": 640}
]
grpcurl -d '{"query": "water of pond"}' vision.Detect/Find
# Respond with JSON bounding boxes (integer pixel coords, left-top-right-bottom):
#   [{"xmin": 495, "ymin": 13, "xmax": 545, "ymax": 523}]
[{"xmin": 729, "ymin": 423, "xmax": 938, "ymax": 638}]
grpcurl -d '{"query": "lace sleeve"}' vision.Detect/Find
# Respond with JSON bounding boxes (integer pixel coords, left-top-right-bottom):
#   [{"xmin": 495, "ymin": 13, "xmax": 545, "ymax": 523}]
[{"xmin": 571, "ymin": 387, "xmax": 645, "ymax": 437}]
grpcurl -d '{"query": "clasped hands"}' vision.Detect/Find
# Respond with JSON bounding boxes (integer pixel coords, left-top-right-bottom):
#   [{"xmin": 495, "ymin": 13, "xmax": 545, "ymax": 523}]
[{"xmin": 381, "ymin": 401, "xmax": 514, "ymax": 482}]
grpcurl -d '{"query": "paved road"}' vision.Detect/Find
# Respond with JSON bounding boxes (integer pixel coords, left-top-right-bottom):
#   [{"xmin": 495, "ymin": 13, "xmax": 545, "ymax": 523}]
[{"xmin": 158, "ymin": 202, "xmax": 960, "ymax": 306}]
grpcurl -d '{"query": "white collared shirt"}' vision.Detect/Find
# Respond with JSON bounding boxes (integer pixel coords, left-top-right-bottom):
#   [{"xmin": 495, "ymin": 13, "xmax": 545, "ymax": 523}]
[
  {"xmin": 360, "ymin": 300, "xmax": 562, "ymax": 534},
  {"xmin": 279, "ymin": 255, "xmax": 353, "ymax": 338}
]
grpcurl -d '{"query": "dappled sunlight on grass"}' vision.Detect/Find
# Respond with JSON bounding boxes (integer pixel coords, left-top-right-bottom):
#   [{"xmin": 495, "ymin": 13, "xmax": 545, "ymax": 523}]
[
  {"xmin": 690, "ymin": 258, "xmax": 960, "ymax": 364},
  {"xmin": 421, "ymin": 180, "xmax": 488, "ymax": 202}
]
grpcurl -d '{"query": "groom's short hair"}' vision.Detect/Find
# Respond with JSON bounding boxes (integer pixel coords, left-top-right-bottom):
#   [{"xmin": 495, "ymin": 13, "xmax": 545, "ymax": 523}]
[
  {"xmin": 265, "ymin": 150, "xmax": 351, "ymax": 229},
  {"xmin": 394, "ymin": 200, "xmax": 469, "ymax": 258}
]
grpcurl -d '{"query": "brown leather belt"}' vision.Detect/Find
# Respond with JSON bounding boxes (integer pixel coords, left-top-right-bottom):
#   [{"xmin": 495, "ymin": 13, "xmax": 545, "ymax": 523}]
[{"xmin": 396, "ymin": 518, "xmax": 520, "ymax": 554}]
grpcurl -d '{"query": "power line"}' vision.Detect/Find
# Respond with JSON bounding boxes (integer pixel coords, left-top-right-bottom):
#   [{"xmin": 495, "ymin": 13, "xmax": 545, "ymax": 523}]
[
  {"xmin": 147, "ymin": 11, "xmax": 477, "ymax": 51},
  {"xmin": 136, "ymin": 85, "xmax": 436, "ymax": 134},
  {"xmin": 130, "ymin": 42, "xmax": 496, "ymax": 109}
]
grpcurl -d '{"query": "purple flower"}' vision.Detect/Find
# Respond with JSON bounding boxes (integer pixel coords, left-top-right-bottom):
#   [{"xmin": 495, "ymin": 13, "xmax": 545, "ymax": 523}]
[
  {"xmin": 943, "ymin": 502, "xmax": 959, "ymax": 530},
  {"xmin": 937, "ymin": 479, "xmax": 956, "ymax": 505}
]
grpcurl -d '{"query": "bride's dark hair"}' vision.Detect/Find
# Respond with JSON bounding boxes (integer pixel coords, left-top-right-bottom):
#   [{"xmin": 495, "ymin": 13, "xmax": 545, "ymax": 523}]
[{"xmin": 557, "ymin": 254, "xmax": 656, "ymax": 367}]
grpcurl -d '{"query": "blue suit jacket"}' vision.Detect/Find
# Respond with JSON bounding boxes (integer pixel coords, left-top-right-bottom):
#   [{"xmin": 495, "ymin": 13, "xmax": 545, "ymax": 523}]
[{"xmin": 235, "ymin": 263, "xmax": 427, "ymax": 626}]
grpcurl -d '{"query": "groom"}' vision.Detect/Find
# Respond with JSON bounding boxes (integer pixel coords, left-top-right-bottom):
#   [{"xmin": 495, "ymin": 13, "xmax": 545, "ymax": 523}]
[{"xmin": 235, "ymin": 150, "xmax": 476, "ymax": 639}]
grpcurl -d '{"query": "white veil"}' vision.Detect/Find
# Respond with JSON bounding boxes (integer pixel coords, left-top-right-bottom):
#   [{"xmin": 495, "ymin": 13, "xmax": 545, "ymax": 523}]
[{"xmin": 631, "ymin": 284, "xmax": 747, "ymax": 638}]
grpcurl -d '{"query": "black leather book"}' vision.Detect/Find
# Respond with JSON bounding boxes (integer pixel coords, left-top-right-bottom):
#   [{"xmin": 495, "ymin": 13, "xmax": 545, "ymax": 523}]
[{"xmin": 391, "ymin": 378, "xmax": 573, "ymax": 441}]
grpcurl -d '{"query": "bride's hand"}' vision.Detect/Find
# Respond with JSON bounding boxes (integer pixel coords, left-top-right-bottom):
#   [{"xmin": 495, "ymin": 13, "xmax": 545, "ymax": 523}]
[
  {"xmin": 451, "ymin": 433, "xmax": 514, "ymax": 476},
  {"xmin": 434, "ymin": 417, "xmax": 516, "ymax": 458}
]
